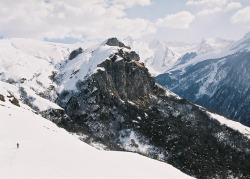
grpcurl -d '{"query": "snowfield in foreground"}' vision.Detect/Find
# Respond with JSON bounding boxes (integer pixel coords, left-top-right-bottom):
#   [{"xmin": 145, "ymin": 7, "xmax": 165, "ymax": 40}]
[{"xmin": 0, "ymin": 102, "xmax": 193, "ymax": 179}]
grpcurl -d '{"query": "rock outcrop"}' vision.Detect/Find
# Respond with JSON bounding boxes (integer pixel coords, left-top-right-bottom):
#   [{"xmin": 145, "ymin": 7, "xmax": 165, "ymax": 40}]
[
  {"xmin": 69, "ymin": 47, "xmax": 83, "ymax": 60},
  {"xmin": 106, "ymin": 38, "xmax": 131, "ymax": 49}
]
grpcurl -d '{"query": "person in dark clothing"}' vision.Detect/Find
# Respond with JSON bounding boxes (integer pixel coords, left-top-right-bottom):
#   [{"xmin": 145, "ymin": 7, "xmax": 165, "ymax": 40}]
[{"xmin": 17, "ymin": 143, "xmax": 19, "ymax": 149}]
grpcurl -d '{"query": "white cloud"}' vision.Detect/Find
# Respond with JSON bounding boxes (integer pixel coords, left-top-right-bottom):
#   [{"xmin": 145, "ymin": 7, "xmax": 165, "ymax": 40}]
[
  {"xmin": 231, "ymin": 6, "xmax": 250, "ymax": 23},
  {"xmin": 156, "ymin": 11, "xmax": 195, "ymax": 29},
  {"xmin": 226, "ymin": 2, "xmax": 242, "ymax": 11},
  {"xmin": 112, "ymin": 0, "xmax": 151, "ymax": 8},
  {"xmin": 186, "ymin": 0, "xmax": 227, "ymax": 7},
  {"xmin": 198, "ymin": 7, "xmax": 222, "ymax": 15},
  {"xmin": 0, "ymin": 0, "xmax": 155, "ymax": 41}
]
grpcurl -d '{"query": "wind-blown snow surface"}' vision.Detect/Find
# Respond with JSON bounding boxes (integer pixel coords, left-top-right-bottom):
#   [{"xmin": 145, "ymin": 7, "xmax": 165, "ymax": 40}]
[{"xmin": 0, "ymin": 102, "xmax": 193, "ymax": 179}]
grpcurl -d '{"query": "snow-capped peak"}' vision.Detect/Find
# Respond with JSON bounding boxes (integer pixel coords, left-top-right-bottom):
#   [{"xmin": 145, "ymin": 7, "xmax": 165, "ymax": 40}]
[
  {"xmin": 139, "ymin": 39, "xmax": 180, "ymax": 75},
  {"xmin": 149, "ymin": 39, "xmax": 166, "ymax": 49},
  {"xmin": 123, "ymin": 36, "xmax": 133, "ymax": 47},
  {"xmin": 197, "ymin": 38, "xmax": 233, "ymax": 55}
]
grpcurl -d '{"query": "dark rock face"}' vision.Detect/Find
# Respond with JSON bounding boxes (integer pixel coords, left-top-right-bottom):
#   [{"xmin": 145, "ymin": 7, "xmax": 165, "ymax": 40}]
[
  {"xmin": 40, "ymin": 108, "xmax": 69, "ymax": 123},
  {"xmin": 56, "ymin": 50, "xmax": 250, "ymax": 178},
  {"xmin": 106, "ymin": 38, "xmax": 131, "ymax": 49},
  {"xmin": 157, "ymin": 51, "xmax": 250, "ymax": 127},
  {"xmin": 69, "ymin": 47, "xmax": 83, "ymax": 60},
  {"xmin": 0, "ymin": 94, "xmax": 5, "ymax": 102},
  {"xmin": 110, "ymin": 49, "xmax": 140, "ymax": 62},
  {"xmin": 6, "ymin": 93, "xmax": 20, "ymax": 107}
]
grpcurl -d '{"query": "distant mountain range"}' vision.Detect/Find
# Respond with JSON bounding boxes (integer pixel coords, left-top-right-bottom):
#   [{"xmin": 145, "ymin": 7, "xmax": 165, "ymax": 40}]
[{"xmin": 155, "ymin": 31, "xmax": 250, "ymax": 127}]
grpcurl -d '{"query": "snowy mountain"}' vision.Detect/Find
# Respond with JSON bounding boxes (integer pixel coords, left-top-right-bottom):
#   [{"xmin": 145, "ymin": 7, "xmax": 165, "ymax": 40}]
[
  {"xmin": 166, "ymin": 41, "xmax": 197, "ymax": 57},
  {"xmin": 144, "ymin": 40, "xmax": 180, "ymax": 75},
  {"xmin": 196, "ymin": 38, "xmax": 233, "ymax": 55},
  {"xmin": 0, "ymin": 97, "xmax": 193, "ymax": 179},
  {"xmin": 122, "ymin": 37, "xmax": 231, "ymax": 76},
  {"xmin": 1, "ymin": 37, "xmax": 250, "ymax": 178},
  {"xmin": 157, "ymin": 32, "xmax": 250, "ymax": 127},
  {"xmin": 122, "ymin": 38, "xmax": 195, "ymax": 75}
]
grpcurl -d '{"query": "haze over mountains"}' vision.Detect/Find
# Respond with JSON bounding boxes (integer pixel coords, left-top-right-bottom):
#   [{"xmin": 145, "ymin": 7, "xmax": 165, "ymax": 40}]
[{"xmin": 1, "ymin": 34, "xmax": 250, "ymax": 178}]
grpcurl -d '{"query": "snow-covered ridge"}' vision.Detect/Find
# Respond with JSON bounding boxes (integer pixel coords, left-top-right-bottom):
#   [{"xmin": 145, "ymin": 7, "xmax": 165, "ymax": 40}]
[
  {"xmin": 56, "ymin": 43, "xmax": 120, "ymax": 92},
  {"xmin": 0, "ymin": 38, "xmax": 75, "ymax": 95},
  {"xmin": 0, "ymin": 100, "xmax": 193, "ymax": 179},
  {"xmin": 0, "ymin": 38, "xmax": 77, "ymax": 113},
  {"xmin": 0, "ymin": 38, "xmax": 125, "ymax": 111},
  {"xmin": 167, "ymin": 32, "xmax": 250, "ymax": 73},
  {"xmin": 208, "ymin": 112, "xmax": 250, "ymax": 139}
]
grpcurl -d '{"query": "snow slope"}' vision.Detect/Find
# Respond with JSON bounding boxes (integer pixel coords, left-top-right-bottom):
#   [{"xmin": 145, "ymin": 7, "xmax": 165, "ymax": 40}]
[
  {"xmin": 0, "ymin": 102, "xmax": 193, "ymax": 179},
  {"xmin": 0, "ymin": 38, "xmax": 78, "ymax": 108},
  {"xmin": 57, "ymin": 43, "xmax": 119, "ymax": 92}
]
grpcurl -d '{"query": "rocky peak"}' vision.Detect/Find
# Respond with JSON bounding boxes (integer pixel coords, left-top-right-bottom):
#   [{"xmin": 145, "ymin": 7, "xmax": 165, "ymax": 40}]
[
  {"xmin": 56, "ymin": 45, "xmax": 250, "ymax": 179},
  {"xmin": 122, "ymin": 36, "xmax": 133, "ymax": 47},
  {"xmin": 105, "ymin": 37, "xmax": 131, "ymax": 49},
  {"xmin": 95, "ymin": 53, "xmax": 164, "ymax": 106}
]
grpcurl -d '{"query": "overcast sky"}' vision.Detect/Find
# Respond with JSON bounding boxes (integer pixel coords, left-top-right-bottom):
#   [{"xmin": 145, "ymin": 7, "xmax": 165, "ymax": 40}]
[{"xmin": 1, "ymin": 0, "xmax": 250, "ymax": 43}]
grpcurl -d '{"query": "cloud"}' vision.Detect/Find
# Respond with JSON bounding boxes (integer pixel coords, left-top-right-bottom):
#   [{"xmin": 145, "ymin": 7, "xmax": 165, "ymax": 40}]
[
  {"xmin": 193, "ymin": 1, "xmax": 241, "ymax": 16},
  {"xmin": 156, "ymin": 11, "xmax": 195, "ymax": 29},
  {"xmin": 231, "ymin": 6, "xmax": 250, "ymax": 23},
  {"xmin": 186, "ymin": 0, "xmax": 227, "ymax": 7},
  {"xmin": 198, "ymin": 7, "xmax": 222, "ymax": 15},
  {"xmin": 226, "ymin": 2, "xmax": 242, "ymax": 11},
  {"xmin": 0, "ymin": 0, "xmax": 155, "ymax": 41},
  {"xmin": 112, "ymin": 0, "xmax": 151, "ymax": 8}
]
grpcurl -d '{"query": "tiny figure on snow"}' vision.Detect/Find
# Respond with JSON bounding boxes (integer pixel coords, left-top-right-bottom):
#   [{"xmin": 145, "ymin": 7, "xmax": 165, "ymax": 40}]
[{"xmin": 17, "ymin": 143, "xmax": 19, "ymax": 149}]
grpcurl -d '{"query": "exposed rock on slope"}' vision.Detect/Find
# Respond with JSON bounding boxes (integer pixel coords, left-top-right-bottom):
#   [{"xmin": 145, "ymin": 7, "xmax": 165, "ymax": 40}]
[
  {"xmin": 56, "ymin": 40, "xmax": 250, "ymax": 179},
  {"xmin": 69, "ymin": 47, "xmax": 83, "ymax": 60}
]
